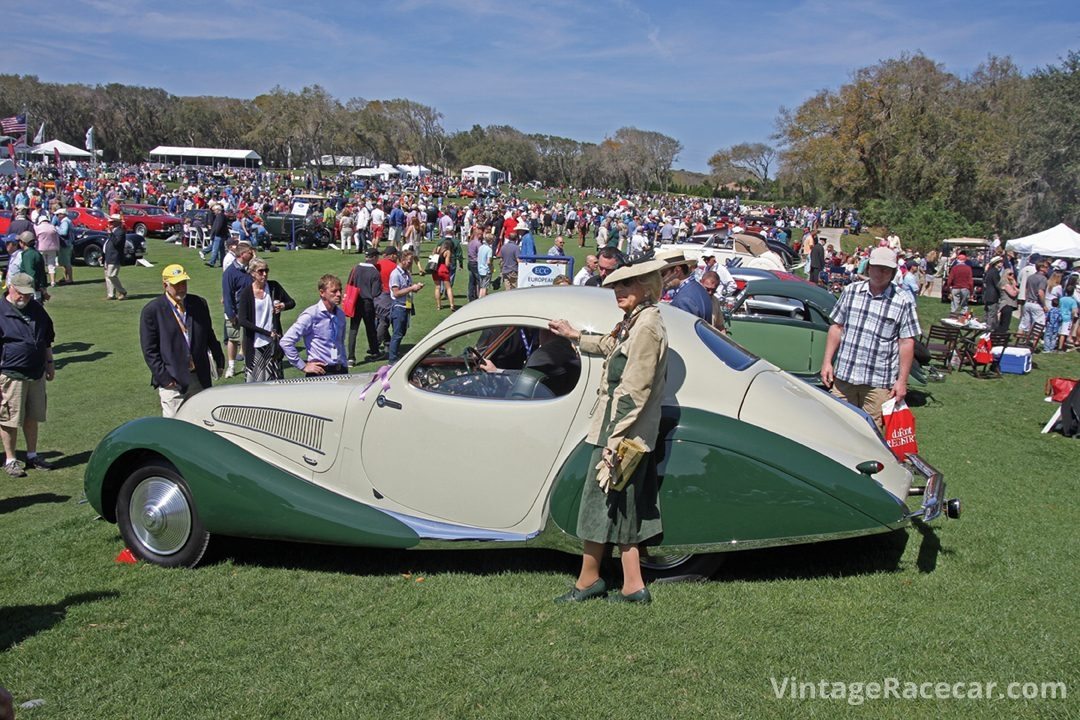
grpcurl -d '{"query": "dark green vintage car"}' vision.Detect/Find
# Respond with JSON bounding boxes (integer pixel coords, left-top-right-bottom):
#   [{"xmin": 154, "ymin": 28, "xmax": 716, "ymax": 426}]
[{"xmin": 726, "ymin": 279, "xmax": 837, "ymax": 381}]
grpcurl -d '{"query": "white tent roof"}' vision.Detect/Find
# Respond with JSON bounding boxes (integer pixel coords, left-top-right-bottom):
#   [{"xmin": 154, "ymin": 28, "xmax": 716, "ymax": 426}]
[
  {"xmin": 461, "ymin": 164, "xmax": 503, "ymax": 173},
  {"xmin": 1004, "ymin": 223, "xmax": 1080, "ymax": 259},
  {"xmin": 350, "ymin": 163, "xmax": 401, "ymax": 178},
  {"xmin": 396, "ymin": 164, "xmax": 431, "ymax": 177},
  {"xmin": 0, "ymin": 159, "xmax": 23, "ymax": 176},
  {"xmin": 29, "ymin": 139, "xmax": 93, "ymax": 158},
  {"xmin": 148, "ymin": 146, "xmax": 261, "ymax": 161}
]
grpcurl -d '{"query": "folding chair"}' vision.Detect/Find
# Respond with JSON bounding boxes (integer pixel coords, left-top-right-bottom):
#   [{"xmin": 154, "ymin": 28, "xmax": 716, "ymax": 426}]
[{"xmin": 922, "ymin": 324, "xmax": 961, "ymax": 372}]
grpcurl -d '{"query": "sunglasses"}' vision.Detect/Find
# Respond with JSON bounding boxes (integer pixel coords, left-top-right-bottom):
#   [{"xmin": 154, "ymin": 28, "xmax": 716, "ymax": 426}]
[
  {"xmin": 254, "ymin": 269, "xmax": 268, "ymax": 275},
  {"xmin": 611, "ymin": 278, "xmax": 638, "ymax": 290}
]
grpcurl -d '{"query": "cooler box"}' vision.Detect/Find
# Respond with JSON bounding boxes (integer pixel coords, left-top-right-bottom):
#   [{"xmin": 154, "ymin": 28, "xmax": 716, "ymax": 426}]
[{"xmin": 999, "ymin": 348, "xmax": 1032, "ymax": 374}]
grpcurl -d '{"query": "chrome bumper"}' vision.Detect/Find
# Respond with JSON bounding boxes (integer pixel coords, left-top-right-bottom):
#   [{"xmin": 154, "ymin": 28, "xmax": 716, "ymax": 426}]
[{"xmin": 905, "ymin": 453, "xmax": 960, "ymax": 521}]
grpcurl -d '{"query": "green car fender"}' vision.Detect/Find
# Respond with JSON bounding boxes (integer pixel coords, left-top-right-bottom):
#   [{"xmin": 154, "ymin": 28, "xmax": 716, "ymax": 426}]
[
  {"xmin": 85, "ymin": 417, "xmax": 419, "ymax": 549},
  {"xmin": 547, "ymin": 407, "xmax": 907, "ymax": 547}
]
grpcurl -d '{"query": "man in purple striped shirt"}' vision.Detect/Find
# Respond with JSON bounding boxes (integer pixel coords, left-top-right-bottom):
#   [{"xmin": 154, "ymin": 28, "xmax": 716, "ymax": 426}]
[{"xmin": 280, "ymin": 274, "xmax": 348, "ymax": 376}]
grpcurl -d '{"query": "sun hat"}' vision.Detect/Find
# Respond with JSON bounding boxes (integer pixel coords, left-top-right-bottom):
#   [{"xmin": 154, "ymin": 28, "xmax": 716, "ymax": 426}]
[
  {"xmin": 603, "ymin": 258, "xmax": 668, "ymax": 287},
  {"xmin": 8, "ymin": 273, "xmax": 35, "ymax": 294},
  {"xmin": 54, "ymin": 207, "xmax": 67, "ymax": 215},
  {"xmin": 161, "ymin": 264, "xmax": 191, "ymax": 285},
  {"xmin": 654, "ymin": 248, "xmax": 694, "ymax": 268},
  {"xmin": 108, "ymin": 214, "xmax": 122, "ymax": 223},
  {"xmin": 988, "ymin": 255, "xmax": 1003, "ymax": 266},
  {"xmin": 868, "ymin": 247, "xmax": 898, "ymax": 268}
]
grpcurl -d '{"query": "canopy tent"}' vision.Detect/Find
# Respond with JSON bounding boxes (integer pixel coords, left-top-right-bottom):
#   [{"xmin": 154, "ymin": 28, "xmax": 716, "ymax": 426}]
[
  {"xmin": 350, "ymin": 163, "xmax": 401, "ymax": 180},
  {"xmin": 396, "ymin": 164, "xmax": 431, "ymax": 178},
  {"xmin": 1004, "ymin": 223, "xmax": 1080, "ymax": 259},
  {"xmin": 28, "ymin": 139, "xmax": 93, "ymax": 158},
  {"xmin": 311, "ymin": 154, "xmax": 376, "ymax": 167},
  {"xmin": 461, "ymin": 164, "xmax": 504, "ymax": 185},
  {"xmin": 148, "ymin": 146, "xmax": 262, "ymax": 168},
  {"xmin": 0, "ymin": 159, "xmax": 23, "ymax": 176}
]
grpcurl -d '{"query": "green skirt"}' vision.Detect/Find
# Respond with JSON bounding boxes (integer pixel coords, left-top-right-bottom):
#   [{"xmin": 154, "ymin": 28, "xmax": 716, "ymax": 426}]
[{"xmin": 576, "ymin": 445, "xmax": 663, "ymax": 546}]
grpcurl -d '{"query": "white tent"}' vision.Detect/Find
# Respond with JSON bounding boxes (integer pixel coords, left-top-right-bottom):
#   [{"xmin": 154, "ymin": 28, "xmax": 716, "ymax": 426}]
[
  {"xmin": 148, "ymin": 145, "xmax": 262, "ymax": 167},
  {"xmin": 396, "ymin": 164, "xmax": 431, "ymax": 178},
  {"xmin": 0, "ymin": 159, "xmax": 23, "ymax": 176},
  {"xmin": 461, "ymin": 164, "xmax": 504, "ymax": 185},
  {"xmin": 1005, "ymin": 223, "xmax": 1080, "ymax": 259},
  {"xmin": 350, "ymin": 163, "xmax": 401, "ymax": 180},
  {"xmin": 29, "ymin": 139, "xmax": 94, "ymax": 158}
]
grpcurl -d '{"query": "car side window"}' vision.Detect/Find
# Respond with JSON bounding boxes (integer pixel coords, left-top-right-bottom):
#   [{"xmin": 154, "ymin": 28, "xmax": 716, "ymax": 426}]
[{"xmin": 409, "ymin": 325, "xmax": 581, "ymax": 401}]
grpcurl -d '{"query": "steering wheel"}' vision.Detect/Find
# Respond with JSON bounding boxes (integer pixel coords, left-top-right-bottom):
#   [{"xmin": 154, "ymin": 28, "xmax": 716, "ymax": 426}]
[{"xmin": 463, "ymin": 346, "xmax": 484, "ymax": 372}]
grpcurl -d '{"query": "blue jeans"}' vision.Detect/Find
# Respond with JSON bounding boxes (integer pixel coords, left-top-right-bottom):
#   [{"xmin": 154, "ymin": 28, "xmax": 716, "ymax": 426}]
[
  {"xmin": 207, "ymin": 235, "xmax": 226, "ymax": 265},
  {"xmin": 389, "ymin": 305, "xmax": 410, "ymax": 362}
]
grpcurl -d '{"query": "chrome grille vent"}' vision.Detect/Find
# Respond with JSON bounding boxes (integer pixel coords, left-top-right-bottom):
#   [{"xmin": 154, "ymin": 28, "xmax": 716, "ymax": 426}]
[
  {"xmin": 274, "ymin": 375, "xmax": 346, "ymax": 384},
  {"xmin": 212, "ymin": 406, "xmax": 330, "ymax": 453}
]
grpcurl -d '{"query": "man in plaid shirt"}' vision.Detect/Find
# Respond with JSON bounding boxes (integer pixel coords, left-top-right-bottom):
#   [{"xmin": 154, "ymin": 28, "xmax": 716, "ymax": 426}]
[{"xmin": 821, "ymin": 247, "xmax": 921, "ymax": 431}]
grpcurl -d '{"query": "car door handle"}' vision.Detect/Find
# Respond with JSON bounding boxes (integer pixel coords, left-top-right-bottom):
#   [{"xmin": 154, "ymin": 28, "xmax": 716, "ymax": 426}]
[{"xmin": 376, "ymin": 395, "xmax": 402, "ymax": 410}]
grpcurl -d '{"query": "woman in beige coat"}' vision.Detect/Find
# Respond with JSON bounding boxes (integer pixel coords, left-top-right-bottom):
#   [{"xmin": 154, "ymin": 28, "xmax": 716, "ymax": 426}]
[{"xmin": 548, "ymin": 258, "xmax": 669, "ymax": 604}]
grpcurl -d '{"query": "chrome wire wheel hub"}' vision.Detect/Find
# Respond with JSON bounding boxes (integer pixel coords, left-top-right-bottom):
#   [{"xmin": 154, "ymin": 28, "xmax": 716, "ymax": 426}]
[{"xmin": 129, "ymin": 477, "xmax": 192, "ymax": 555}]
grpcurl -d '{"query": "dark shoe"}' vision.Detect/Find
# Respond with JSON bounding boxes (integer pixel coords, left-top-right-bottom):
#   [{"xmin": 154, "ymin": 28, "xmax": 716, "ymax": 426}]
[
  {"xmin": 25, "ymin": 455, "xmax": 56, "ymax": 471},
  {"xmin": 554, "ymin": 578, "xmax": 607, "ymax": 603},
  {"xmin": 607, "ymin": 587, "xmax": 652, "ymax": 604}
]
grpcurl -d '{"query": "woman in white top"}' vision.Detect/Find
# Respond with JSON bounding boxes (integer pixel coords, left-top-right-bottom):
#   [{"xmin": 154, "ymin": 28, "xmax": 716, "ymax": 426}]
[{"xmin": 236, "ymin": 258, "xmax": 296, "ymax": 382}]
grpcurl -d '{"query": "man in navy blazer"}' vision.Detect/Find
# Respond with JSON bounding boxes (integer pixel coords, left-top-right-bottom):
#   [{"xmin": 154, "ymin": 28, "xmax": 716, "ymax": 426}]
[
  {"xmin": 140, "ymin": 263, "xmax": 225, "ymax": 418},
  {"xmin": 657, "ymin": 250, "xmax": 713, "ymax": 323}
]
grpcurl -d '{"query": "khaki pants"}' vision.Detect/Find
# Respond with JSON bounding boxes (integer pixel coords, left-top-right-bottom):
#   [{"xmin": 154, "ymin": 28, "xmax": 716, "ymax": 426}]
[
  {"xmin": 105, "ymin": 264, "xmax": 126, "ymax": 298},
  {"xmin": 829, "ymin": 378, "xmax": 891, "ymax": 432},
  {"xmin": 158, "ymin": 376, "xmax": 205, "ymax": 418}
]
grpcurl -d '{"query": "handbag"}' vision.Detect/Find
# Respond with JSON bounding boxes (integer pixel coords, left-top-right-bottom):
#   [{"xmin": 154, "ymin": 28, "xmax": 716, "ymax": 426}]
[
  {"xmin": 881, "ymin": 398, "xmax": 918, "ymax": 461},
  {"xmin": 425, "ymin": 252, "xmax": 440, "ymax": 274},
  {"xmin": 342, "ymin": 267, "xmax": 360, "ymax": 318}
]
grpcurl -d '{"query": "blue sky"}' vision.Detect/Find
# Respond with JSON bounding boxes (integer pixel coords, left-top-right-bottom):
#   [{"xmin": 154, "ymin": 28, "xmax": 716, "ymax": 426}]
[{"xmin": 5, "ymin": 0, "xmax": 1079, "ymax": 171}]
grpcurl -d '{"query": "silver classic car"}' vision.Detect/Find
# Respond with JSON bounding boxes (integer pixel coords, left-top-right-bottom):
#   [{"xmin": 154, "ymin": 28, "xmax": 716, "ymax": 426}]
[{"xmin": 85, "ymin": 287, "xmax": 958, "ymax": 577}]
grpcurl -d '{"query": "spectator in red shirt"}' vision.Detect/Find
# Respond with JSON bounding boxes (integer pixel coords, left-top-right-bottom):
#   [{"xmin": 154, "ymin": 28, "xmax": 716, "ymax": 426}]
[
  {"xmin": 374, "ymin": 246, "xmax": 399, "ymax": 350},
  {"xmin": 946, "ymin": 252, "xmax": 975, "ymax": 314}
]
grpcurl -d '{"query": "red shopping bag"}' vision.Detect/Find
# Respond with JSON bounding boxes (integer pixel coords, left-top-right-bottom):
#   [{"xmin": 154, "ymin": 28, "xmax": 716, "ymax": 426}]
[
  {"xmin": 973, "ymin": 333, "xmax": 994, "ymax": 365},
  {"xmin": 881, "ymin": 398, "xmax": 918, "ymax": 461}
]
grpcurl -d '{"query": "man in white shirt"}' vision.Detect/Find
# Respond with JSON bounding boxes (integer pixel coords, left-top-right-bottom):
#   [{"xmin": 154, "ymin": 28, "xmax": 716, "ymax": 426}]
[{"xmin": 574, "ymin": 255, "xmax": 598, "ymax": 286}]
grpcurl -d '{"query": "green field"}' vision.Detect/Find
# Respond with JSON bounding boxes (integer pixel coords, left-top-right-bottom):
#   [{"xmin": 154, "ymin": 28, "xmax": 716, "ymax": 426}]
[{"xmin": 0, "ymin": 233, "xmax": 1077, "ymax": 719}]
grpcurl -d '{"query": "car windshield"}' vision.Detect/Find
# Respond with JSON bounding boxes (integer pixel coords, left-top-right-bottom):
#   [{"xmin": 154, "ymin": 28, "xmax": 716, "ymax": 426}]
[{"xmin": 695, "ymin": 321, "xmax": 756, "ymax": 370}]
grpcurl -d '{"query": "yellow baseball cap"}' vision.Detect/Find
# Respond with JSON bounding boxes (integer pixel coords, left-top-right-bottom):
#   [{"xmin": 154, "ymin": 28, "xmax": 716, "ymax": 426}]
[{"xmin": 162, "ymin": 264, "xmax": 191, "ymax": 285}]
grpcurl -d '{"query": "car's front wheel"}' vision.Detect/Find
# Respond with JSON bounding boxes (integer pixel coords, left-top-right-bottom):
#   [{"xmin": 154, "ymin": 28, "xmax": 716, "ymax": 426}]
[
  {"xmin": 116, "ymin": 463, "xmax": 210, "ymax": 568},
  {"xmin": 640, "ymin": 551, "xmax": 725, "ymax": 582},
  {"xmin": 134, "ymin": 223, "xmax": 147, "ymax": 237}
]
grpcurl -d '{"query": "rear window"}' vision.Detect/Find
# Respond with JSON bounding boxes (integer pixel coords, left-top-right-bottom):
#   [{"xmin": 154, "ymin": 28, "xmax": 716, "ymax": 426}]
[{"xmin": 695, "ymin": 321, "xmax": 757, "ymax": 371}]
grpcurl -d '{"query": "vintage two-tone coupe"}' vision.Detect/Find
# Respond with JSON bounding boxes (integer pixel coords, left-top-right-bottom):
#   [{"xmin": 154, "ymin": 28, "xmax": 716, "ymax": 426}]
[{"xmin": 85, "ymin": 286, "xmax": 959, "ymax": 578}]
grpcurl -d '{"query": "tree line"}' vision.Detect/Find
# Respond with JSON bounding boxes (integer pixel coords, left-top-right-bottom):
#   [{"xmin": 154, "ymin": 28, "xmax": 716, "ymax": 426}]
[
  {"xmin": 709, "ymin": 51, "xmax": 1079, "ymax": 240},
  {"xmin": 0, "ymin": 76, "xmax": 681, "ymax": 191}
]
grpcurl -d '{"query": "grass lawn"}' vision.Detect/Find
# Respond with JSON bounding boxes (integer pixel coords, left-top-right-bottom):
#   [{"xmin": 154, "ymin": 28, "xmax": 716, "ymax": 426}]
[{"xmin": 0, "ymin": 232, "xmax": 1077, "ymax": 719}]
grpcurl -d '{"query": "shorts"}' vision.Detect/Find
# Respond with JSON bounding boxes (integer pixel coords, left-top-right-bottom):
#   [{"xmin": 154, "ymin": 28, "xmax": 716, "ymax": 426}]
[
  {"xmin": 42, "ymin": 250, "xmax": 59, "ymax": 274},
  {"xmin": 372, "ymin": 225, "xmax": 384, "ymax": 240},
  {"xmin": 0, "ymin": 373, "xmax": 47, "ymax": 428},
  {"xmin": 224, "ymin": 317, "xmax": 242, "ymax": 342},
  {"xmin": 478, "ymin": 274, "xmax": 491, "ymax": 290},
  {"xmin": 58, "ymin": 245, "xmax": 73, "ymax": 269},
  {"xmin": 501, "ymin": 272, "xmax": 518, "ymax": 290}
]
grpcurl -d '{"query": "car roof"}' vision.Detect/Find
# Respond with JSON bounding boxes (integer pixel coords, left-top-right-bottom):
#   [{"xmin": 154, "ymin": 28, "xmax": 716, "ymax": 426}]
[{"xmin": 741, "ymin": 278, "xmax": 838, "ymax": 307}]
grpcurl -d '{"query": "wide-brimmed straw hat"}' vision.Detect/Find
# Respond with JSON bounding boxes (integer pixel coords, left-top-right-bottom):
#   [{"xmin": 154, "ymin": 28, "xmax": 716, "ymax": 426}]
[
  {"xmin": 654, "ymin": 248, "xmax": 694, "ymax": 269},
  {"xmin": 602, "ymin": 258, "xmax": 668, "ymax": 287}
]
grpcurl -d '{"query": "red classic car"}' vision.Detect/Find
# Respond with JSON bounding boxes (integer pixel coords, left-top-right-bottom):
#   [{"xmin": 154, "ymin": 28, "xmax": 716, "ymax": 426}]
[
  {"xmin": 65, "ymin": 207, "xmax": 111, "ymax": 232},
  {"xmin": 118, "ymin": 203, "xmax": 183, "ymax": 237}
]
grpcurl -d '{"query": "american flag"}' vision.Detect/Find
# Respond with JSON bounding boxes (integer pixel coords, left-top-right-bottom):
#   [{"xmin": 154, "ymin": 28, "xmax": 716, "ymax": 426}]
[{"xmin": 1, "ymin": 114, "xmax": 26, "ymax": 134}]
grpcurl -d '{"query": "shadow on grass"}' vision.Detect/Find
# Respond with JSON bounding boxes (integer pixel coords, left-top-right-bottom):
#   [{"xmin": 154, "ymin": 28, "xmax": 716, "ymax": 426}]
[
  {"xmin": 911, "ymin": 520, "xmax": 948, "ymax": 574},
  {"xmin": 714, "ymin": 530, "xmax": 913, "ymax": 581},
  {"xmin": 43, "ymin": 450, "xmax": 93, "ymax": 470},
  {"xmin": 212, "ymin": 529, "xmax": 916, "ymax": 582},
  {"xmin": 0, "ymin": 591, "xmax": 120, "ymax": 652},
  {"xmin": 54, "ymin": 351, "xmax": 112, "ymax": 369},
  {"xmin": 0, "ymin": 493, "xmax": 70, "ymax": 515},
  {"xmin": 52, "ymin": 341, "xmax": 94, "ymax": 354},
  {"xmin": 215, "ymin": 538, "xmax": 579, "ymax": 577}
]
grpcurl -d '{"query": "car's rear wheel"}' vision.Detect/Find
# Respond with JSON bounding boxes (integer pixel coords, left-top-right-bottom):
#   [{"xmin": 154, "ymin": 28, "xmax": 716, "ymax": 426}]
[
  {"xmin": 116, "ymin": 463, "xmax": 209, "ymax": 568},
  {"xmin": 134, "ymin": 223, "xmax": 147, "ymax": 237},
  {"xmin": 640, "ymin": 551, "xmax": 725, "ymax": 582},
  {"xmin": 83, "ymin": 243, "xmax": 103, "ymax": 267}
]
